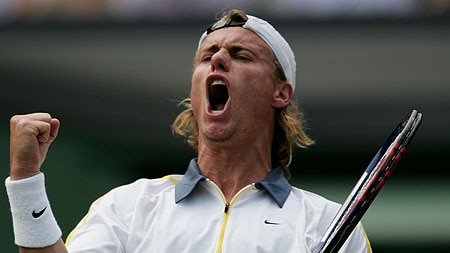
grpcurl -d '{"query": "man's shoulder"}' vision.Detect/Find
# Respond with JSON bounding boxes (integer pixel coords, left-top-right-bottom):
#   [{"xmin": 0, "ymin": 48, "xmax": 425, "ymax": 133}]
[
  {"xmin": 288, "ymin": 187, "xmax": 371, "ymax": 252},
  {"xmin": 92, "ymin": 174, "xmax": 183, "ymax": 206},
  {"xmin": 289, "ymin": 186, "xmax": 341, "ymax": 213},
  {"xmin": 112, "ymin": 174, "xmax": 184, "ymax": 195}
]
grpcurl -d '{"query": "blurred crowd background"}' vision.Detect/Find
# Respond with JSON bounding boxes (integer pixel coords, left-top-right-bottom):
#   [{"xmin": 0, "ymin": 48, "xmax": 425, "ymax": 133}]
[
  {"xmin": 0, "ymin": 0, "xmax": 449, "ymax": 23},
  {"xmin": 1, "ymin": 1, "xmax": 449, "ymax": 252}
]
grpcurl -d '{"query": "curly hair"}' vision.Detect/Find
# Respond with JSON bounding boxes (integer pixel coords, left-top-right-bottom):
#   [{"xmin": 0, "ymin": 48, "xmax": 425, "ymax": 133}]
[{"xmin": 172, "ymin": 9, "xmax": 314, "ymax": 179}]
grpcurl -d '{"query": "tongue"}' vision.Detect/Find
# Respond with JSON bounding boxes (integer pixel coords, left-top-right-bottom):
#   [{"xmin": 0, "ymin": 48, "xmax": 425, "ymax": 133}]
[{"xmin": 212, "ymin": 103, "xmax": 225, "ymax": 111}]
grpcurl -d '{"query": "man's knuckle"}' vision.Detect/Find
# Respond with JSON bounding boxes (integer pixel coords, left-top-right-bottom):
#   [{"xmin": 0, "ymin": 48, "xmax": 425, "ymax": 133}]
[{"xmin": 10, "ymin": 115, "xmax": 23, "ymax": 126}]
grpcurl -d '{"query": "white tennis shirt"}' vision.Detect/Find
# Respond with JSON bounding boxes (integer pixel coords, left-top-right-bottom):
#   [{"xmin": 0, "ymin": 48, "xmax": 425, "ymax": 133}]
[{"xmin": 65, "ymin": 159, "xmax": 372, "ymax": 252}]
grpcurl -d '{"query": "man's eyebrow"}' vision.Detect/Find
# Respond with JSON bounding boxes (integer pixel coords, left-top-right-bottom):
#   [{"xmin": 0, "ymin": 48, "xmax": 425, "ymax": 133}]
[
  {"xmin": 201, "ymin": 43, "xmax": 253, "ymax": 53},
  {"xmin": 228, "ymin": 45, "xmax": 251, "ymax": 54},
  {"xmin": 200, "ymin": 44, "xmax": 220, "ymax": 53}
]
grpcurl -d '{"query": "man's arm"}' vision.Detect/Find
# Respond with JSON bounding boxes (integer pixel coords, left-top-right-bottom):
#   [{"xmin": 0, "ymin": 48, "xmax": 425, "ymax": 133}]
[{"xmin": 7, "ymin": 113, "xmax": 68, "ymax": 253}]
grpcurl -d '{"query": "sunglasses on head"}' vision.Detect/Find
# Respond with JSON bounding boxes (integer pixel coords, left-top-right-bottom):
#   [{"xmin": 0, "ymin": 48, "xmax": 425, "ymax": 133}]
[{"xmin": 206, "ymin": 18, "xmax": 247, "ymax": 34}]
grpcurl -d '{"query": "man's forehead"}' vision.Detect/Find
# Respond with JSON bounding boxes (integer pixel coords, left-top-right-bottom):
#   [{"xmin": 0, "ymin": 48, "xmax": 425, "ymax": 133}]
[{"xmin": 198, "ymin": 27, "xmax": 270, "ymax": 52}]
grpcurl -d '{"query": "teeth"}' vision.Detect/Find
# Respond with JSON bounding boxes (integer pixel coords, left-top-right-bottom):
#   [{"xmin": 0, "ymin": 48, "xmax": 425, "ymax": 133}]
[
  {"xmin": 211, "ymin": 80, "xmax": 226, "ymax": 86},
  {"xmin": 211, "ymin": 110, "xmax": 221, "ymax": 114}
]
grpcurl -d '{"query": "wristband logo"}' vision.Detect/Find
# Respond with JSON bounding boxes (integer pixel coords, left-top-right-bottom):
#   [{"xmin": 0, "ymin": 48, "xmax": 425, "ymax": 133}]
[{"xmin": 32, "ymin": 206, "xmax": 47, "ymax": 218}]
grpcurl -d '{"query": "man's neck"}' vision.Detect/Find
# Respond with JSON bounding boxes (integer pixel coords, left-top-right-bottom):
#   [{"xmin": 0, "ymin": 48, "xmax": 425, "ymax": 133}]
[{"xmin": 197, "ymin": 144, "xmax": 272, "ymax": 202}]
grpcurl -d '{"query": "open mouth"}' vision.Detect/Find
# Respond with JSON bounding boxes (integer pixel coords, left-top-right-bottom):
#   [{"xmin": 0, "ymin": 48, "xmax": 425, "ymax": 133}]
[{"xmin": 208, "ymin": 80, "xmax": 229, "ymax": 114}]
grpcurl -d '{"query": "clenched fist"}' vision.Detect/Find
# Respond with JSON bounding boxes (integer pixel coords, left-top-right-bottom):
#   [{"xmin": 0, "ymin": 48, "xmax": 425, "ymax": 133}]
[{"xmin": 9, "ymin": 113, "xmax": 60, "ymax": 180}]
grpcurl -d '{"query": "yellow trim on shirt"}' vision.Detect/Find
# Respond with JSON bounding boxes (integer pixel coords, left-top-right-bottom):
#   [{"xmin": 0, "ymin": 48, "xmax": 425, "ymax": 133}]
[
  {"xmin": 159, "ymin": 175, "xmax": 179, "ymax": 185},
  {"xmin": 65, "ymin": 200, "xmax": 96, "ymax": 246},
  {"xmin": 361, "ymin": 223, "xmax": 372, "ymax": 253},
  {"xmin": 209, "ymin": 180, "xmax": 255, "ymax": 253}
]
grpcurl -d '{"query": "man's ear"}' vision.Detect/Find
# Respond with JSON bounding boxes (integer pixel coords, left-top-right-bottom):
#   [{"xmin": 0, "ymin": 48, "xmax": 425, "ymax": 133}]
[{"xmin": 272, "ymin": 82, "xmax": 293, "ymax": 108}]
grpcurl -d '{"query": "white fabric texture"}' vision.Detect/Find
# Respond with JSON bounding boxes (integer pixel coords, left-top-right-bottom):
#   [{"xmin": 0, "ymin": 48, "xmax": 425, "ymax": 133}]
[
  {"xmin": 65, "ymin": 175, "xmax": 371, "ymax": 252},
  {"xmin": 5, "ymin": 173, "xmax": 62, "ymax": 248}
]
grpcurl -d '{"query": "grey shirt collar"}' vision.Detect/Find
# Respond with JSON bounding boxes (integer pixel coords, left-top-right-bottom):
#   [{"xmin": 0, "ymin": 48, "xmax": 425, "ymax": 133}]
[{"xmin": 175, "ymin": 159, "xmax": 292, "ymax": 208}]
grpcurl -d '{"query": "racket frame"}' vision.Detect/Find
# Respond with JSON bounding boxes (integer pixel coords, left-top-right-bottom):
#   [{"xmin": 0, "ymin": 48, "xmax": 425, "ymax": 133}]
[{"xmin": 313, "ymin": 110, "xmax": 423, "ymax": 253}]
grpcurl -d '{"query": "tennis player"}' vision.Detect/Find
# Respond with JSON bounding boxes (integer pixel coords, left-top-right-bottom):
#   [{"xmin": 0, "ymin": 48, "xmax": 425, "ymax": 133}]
[{"xmin": 6, "ymin": 9, "xmax": 372, "ymax": 252}]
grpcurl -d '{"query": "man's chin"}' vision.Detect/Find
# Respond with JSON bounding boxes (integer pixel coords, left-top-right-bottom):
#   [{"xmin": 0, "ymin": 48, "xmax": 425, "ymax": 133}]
[{"xmin": 202, "ymin": 128, "xmax": 236, "ymax": 143}]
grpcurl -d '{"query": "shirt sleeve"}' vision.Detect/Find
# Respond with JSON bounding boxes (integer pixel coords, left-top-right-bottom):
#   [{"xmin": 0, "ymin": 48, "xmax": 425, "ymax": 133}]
[{"xmin": 64, "ymin": 186, "xmax": 135, "ymax": 253}]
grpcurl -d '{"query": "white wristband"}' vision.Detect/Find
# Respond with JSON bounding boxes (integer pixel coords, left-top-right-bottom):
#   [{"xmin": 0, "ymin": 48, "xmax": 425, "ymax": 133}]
[{"xmin": 5, "ymin": 173, "xmax": 62, "ymax": 248}]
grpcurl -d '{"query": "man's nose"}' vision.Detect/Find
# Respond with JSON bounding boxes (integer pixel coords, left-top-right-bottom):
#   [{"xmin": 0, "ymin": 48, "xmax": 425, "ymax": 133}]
[{"xmin": 210, "ymin": 49, "xmax": 230, "ymax": 72}]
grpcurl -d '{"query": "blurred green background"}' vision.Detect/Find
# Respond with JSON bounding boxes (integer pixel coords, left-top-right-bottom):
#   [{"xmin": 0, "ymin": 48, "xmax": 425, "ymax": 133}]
[{"xmin": 1, "ymin": 1, "xmax": 450, "ymax": 252}]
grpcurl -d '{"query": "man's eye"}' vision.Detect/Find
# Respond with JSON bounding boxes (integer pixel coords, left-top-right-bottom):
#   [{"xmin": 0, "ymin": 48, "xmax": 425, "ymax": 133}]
[
  {"xmin": 202, "ymin": 56, "xmax": 212, "ymax": 62},
  {"xmin": 235, "ymin": 55, "xmax": 250, "ymax": 61}
]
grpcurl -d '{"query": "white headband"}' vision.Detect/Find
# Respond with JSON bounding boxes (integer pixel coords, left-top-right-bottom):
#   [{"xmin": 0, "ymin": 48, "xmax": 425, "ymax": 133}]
[{"xmin": 198, "ymin": 14, "xmax": 297, "ymax": 90}]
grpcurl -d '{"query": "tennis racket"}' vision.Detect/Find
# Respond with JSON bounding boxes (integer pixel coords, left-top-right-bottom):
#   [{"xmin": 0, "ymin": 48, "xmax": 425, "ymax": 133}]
[{"xmin": 313, "ymin": 109, "xmax": 423, "ymax": 253}]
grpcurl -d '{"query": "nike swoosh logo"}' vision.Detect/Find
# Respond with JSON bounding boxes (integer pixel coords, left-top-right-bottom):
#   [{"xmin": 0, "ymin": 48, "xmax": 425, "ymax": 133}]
[
  {"xmin": 32, "ymin": 207, "xmax": 47, "ymax": 218},
  {"xmin": 264, "ymin": 219, "xmax": 282, "ymax": 225}
]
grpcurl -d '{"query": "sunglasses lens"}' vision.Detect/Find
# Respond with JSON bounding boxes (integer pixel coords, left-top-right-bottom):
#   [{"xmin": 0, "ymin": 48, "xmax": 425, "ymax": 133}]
[{"xmin": 206, "ymin": 18, "xmax": 246, "ymax": 34}]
